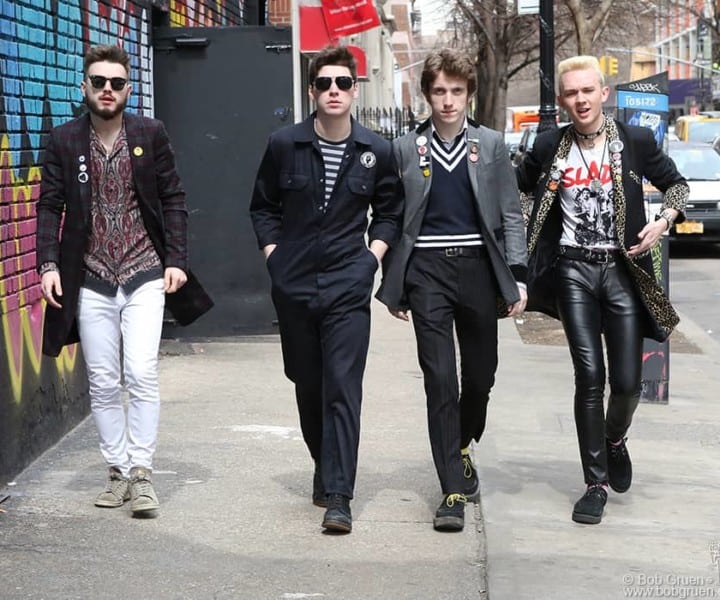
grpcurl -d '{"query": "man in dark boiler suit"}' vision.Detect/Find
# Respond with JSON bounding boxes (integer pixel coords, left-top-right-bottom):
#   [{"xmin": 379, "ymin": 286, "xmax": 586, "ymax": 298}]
[{"xmin": 250, "ymin": 45, "xmax": 403, "ymax": 534}]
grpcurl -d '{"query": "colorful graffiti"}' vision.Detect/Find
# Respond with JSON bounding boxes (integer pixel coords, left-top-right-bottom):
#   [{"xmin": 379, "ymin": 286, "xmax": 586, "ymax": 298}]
[
  {"xmin": 0, "ymin": 0, "xmax": 152, "ymax": 409},
  {"xmin": 169, "ymin": 0, "xmax": 246, "ymax": 27},
  {"xmin": 0, "ymin": 0, "xmax": 153, "ymax": 485},
  {"xmin": 0, "ymin": 0, "xmax": 248, "ymax": 483},
  {"xmin": 0, "ymin": 132, "xmax": 79, "ymax": 403}
]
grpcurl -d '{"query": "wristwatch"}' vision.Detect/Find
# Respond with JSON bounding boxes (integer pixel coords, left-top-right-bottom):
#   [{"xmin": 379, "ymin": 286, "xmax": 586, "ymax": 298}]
[{"xmin": 654, "ymin": 209, "xmax": 675, "ymax": 230}]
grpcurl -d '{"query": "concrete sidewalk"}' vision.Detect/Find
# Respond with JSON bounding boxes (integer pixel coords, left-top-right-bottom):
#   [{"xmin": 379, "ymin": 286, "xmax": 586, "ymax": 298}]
[
  {"xmin": 483, "ymin": 312, "xmax": 720, "ymax": 600},
  {"xmin": 2, "ymin": 302, "xmax": 719, "ymax": 599},
  {"xmin": 0, "ymin": 309, "xmax": 485, "ymax": 600}
]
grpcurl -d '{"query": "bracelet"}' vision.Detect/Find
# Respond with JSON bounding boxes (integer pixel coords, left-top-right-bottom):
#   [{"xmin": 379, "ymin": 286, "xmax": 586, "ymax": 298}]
[
  {"xmin": 39, "ymin": 261, "xmax": 59, "ymax": 275},
  {"xmin": 660, "ymin": 209, "xmax": 675, "ymax": 226}
]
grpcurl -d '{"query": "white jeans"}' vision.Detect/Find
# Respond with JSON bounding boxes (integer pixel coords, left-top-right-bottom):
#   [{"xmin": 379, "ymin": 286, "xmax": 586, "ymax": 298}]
[{"xmin": 77, "ymin": 279, "xmax": 165, "ymax": 477}]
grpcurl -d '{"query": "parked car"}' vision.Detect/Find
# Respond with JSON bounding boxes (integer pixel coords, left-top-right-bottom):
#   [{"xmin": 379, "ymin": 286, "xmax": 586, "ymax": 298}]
[
  {"xmin": 673, "ymin": 115, "xmax": 720, "ymax": 143},
  {"xmin": 504, "ymin": 131, "xmax": 524, "ymax": 160},
  {"xmin": 508, "ymin": 125, "xmax": 538, "ymax": 166},
  {"xmin": 659, "ymin": 141, "xmax": 720, "ymax": 242}
]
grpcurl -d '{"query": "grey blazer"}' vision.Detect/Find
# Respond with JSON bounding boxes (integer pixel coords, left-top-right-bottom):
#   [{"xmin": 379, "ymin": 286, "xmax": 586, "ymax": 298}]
[{"xmin": 376, "ymin": 118, "xmax": 528, "ymax": 312}]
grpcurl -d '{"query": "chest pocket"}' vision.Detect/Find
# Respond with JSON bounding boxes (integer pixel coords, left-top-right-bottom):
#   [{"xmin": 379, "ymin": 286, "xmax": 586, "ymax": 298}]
[
  {"xmin": 278, "ymin": 173, "xmax": 310, "ymax": 190},
  {"xmin": 347, "ymin": 175, "xmax": 374, "ymax": 197}
]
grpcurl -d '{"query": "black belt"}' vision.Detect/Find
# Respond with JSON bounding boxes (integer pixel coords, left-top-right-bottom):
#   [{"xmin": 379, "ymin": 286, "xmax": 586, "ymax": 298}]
[
  {"xmin": 559, "ymin": 245, "xmax": 620, "ymax": 264},
  {"xmin": 418, "ymin": 246, "xmax": 487, "ymax": 258}
]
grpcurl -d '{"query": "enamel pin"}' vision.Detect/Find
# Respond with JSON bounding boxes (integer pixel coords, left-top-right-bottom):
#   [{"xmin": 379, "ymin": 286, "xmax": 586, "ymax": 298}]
[{"xmin": 360, "ymin": 151, "xmax": 376, "ymax": 168}]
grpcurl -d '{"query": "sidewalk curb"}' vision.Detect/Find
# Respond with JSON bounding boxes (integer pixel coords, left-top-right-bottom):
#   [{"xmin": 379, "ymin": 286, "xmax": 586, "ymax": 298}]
[{"xmin": 675, "ymin": 309, "xmax": 720, "ymax": 361}]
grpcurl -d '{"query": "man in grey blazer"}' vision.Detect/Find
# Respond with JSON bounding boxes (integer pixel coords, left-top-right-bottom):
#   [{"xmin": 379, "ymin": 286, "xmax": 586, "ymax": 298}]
[{"xmin": 376, "ymin": 49, "xmax": 527, "ymax": 532}]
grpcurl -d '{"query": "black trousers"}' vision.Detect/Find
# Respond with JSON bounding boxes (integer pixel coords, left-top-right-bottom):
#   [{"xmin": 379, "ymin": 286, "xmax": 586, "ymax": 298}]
[
  {"xmin": 272, "ymin": 280, "xmax": 372, "ymax": 500},
  {"xmin": 555, "ymin": 256, "xmax": 643, "ymax": 485},
  {"xmin": 405, "ymin": 249, "xmax": 499, "ymax": 494}
]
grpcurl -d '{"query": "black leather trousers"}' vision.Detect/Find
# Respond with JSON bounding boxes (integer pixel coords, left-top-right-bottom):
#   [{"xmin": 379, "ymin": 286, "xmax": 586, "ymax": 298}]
[{"xmin": 555, "ymin": 256, "xmax": 643, "ymax": 485}]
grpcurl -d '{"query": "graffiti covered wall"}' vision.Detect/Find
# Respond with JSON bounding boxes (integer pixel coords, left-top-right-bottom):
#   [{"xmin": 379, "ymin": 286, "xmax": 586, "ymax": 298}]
[{"xmin": 0, "ymin": 0, "xmax": 246, "ymax": 485}]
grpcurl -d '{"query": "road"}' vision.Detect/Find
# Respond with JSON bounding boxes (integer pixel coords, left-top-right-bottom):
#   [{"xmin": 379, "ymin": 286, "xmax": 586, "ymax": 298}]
[{"xmin": 669, "ymin": 241, "xmax": 720, "ymax": 346}]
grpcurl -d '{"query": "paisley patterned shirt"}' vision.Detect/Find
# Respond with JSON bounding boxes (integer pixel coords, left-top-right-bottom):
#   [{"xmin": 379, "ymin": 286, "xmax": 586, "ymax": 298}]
[{"xmin": 83, "ymin": 126, "xmax": 162, "ymax": 295}]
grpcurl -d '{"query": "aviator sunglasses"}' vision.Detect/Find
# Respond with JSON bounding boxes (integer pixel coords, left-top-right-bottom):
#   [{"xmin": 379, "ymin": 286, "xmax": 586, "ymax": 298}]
[
  {"xmin": 88, "ymin": 75, "xmax": 128, "ymax": 92},
  {"xmin": 313, "ymin": 76, "xmax": 355, "ymax": 92}
]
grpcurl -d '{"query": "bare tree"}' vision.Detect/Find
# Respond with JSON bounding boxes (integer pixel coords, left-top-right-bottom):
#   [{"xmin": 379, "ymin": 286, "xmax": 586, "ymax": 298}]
[
  {"xmin": 422, "ymin": 0, "xmax": 656, "ymax": 128},
  {"xmin": 442, "ymin": 0, "xmax": 574, "ymax": 129},
  {"xmin": 562, "ymin": 0, "xmax": 616, "ymax": 55},
  {"xmin": 453, "ymin": 0, "xmax": 531, "ymax": 129}
]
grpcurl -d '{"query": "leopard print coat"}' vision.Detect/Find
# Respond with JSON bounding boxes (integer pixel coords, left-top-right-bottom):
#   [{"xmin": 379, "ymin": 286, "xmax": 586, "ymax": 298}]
[{"xmin": 518, "ymin": 116, "xmax": 688, "ymax": 342}]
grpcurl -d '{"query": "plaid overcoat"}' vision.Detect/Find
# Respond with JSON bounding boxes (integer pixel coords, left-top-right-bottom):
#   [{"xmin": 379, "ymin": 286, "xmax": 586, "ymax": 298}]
[{"xmin": 36, "ymin": 112, "xmax": 212, "ymax": 357}]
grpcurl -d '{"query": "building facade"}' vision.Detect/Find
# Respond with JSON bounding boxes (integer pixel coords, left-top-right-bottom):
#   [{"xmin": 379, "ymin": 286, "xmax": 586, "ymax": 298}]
[{"xmin": 653, "ymin": 0, "xmax": 718, "ymax": 112}]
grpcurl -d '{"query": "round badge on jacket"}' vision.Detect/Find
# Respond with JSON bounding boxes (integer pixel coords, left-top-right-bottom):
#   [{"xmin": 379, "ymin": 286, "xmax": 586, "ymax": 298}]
[{"xmin": 360, "ymin": 151, "xmax": 376, "ymax": 168}]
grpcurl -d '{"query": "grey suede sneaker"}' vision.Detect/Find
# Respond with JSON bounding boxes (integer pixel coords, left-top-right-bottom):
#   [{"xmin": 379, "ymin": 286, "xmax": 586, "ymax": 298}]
[
  {"xmin": 94, "ymin": 467, "xmax": 130, "ymax": 508},
  {"xmin": 129, "ymin": 467, "xmax": 160, "ymax": 514}
]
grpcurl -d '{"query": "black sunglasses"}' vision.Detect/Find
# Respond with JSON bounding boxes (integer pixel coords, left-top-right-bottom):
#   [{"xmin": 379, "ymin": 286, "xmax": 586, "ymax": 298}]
[
  {"xmin": 88, "ymin": 75, "xmax": 128, "ymax": 92},
  {"xmin": 313, "ymin": 76, "xmax": 355, "ymax": 92}
]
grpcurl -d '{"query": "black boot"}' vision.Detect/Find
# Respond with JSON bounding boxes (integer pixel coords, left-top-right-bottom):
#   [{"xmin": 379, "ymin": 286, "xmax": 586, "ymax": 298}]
[
  {"xmin": 572, "ymin": 484, "xmax": 608, "ymax": 524},
  {"xmin": 322, "ymin": 494, "xmax": 352, "ymax": 533},
  {"xmin": 607, "ymin": 438, "xmax": 632, "ymax": 493},
  {"xmin": 461, "ymin": 448, "xmax": 480, "ymax": 502},
  {"xmin": 312, "ymin": 462, "xmax": 327, "ymax": 507}
]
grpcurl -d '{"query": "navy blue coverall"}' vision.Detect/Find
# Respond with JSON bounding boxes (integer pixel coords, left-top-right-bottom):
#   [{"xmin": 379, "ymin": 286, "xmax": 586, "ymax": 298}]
[{"xmin": 250, "ymin": 114, "xmax": 403, "ymax": 498}]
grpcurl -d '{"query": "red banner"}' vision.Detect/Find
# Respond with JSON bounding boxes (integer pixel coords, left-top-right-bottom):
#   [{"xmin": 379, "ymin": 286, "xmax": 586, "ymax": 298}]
[{"xmin": 320, "ymin": 0, "xmax": 381, "ymax": 38}]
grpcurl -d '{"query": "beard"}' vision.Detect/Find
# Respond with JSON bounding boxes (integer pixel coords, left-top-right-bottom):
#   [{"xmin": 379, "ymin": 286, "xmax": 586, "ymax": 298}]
[{"xmin": 85, "ymin": 94, "xmax": 127, "ymax": 120}]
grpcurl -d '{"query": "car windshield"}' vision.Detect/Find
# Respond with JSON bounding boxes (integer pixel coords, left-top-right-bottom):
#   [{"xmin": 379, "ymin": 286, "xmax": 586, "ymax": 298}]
[
  {"xmin": 687, "ymin": 120, "xmax": 720, "ymax": 143},
  {"xmin": 669, "ymin": 145, "xmax": 720, "ymax": 180}
]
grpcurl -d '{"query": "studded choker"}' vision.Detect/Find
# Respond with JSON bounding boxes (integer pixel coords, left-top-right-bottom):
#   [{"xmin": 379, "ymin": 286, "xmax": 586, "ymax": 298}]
[
  {"xmin": 574, "ymin": 122, "xmax": 606, "ymax": 141},
  {"xmin": 573, "ymin": 120, "xmax": 606, "ymax": 148}
]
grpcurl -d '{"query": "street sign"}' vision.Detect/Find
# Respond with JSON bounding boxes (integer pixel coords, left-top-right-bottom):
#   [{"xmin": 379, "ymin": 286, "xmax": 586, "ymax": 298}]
[
  {"xmin": 616, "ymin": 72, "xmax": 671, "ymax": 404},
  {"xmin": 517, "ymin": 0, "xmax": 539, "ymax": 15}
]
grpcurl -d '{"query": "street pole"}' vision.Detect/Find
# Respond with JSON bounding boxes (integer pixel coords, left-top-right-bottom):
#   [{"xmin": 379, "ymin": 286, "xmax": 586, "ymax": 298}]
[
  {"xmin": 291, "ymin": 0, "xmax": 302, "ymax": 123},
  {"xmin": 537, "ymin": 0, "xmax": 557, "ymax": 132}
]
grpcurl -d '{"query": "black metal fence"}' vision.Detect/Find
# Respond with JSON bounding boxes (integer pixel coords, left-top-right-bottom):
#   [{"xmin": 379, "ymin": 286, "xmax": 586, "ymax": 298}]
[{"xmin": 355, "ymin": 106, "xmax": 417, "ymax": 140}]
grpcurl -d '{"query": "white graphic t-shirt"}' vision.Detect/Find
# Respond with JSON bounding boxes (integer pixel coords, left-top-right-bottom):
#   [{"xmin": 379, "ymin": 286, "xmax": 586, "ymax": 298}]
[{"xmin": 558, "ymin": 141, "xmax": 619, "ymax": 250}]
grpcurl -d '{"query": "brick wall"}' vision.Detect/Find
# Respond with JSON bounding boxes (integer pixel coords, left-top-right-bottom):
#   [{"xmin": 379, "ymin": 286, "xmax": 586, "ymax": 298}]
[
  {"xmin": 0, "ymin": 0, "xmax": 247, "ymax": 486},
  {"xmin": 269, "ymin": 0, "xmax": 292, "ymax": 25}
]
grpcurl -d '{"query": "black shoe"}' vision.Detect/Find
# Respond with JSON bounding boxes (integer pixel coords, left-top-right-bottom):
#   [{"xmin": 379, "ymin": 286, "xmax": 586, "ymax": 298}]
[
  {"xmin": 322, "ymin": 494, "xmax": 352, "ymax": 533},
  {"xmin": 572, "ymin": 484, "xmax": 608, "ymax": 524},
  {"xmin": 433, "ymin": 493, "xmax": 467, "ymax": 532},
  {"xmin": 461, "ymin": 448, "xmax": 480, "ymax": 502},
  {"xmin": 312, "ymin": 463, "xmax": 327, "ymax": 508},
  {"xmin": 607, "ymin": 437, "xmax": 632, "ymax": 493}
]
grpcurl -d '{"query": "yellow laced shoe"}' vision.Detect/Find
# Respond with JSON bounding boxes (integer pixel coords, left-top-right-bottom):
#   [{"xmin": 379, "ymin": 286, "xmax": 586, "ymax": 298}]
[
  {"xmin": 461, "ymin": 446, "xmax": 480, "ymax": 502},
  {"xmin": 433, "ymin": 493, "xmax": 467, "ymax": 531}
]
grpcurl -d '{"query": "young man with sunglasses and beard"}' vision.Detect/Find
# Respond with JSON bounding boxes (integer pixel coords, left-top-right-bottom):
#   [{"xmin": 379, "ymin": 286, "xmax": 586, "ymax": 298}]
[
  {"xmin": 37, "ymin": 44, "xmax": 211, "ymax": 517},
  {"xmin": 250, "ymin": 45, "xmax": 402, "ymax": 534}
]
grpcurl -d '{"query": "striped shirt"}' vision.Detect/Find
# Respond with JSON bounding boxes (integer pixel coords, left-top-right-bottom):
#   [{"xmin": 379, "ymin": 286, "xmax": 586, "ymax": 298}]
[{"xmin": 318, "ymin": 137, "xmax": 347, "ymax": 211}]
